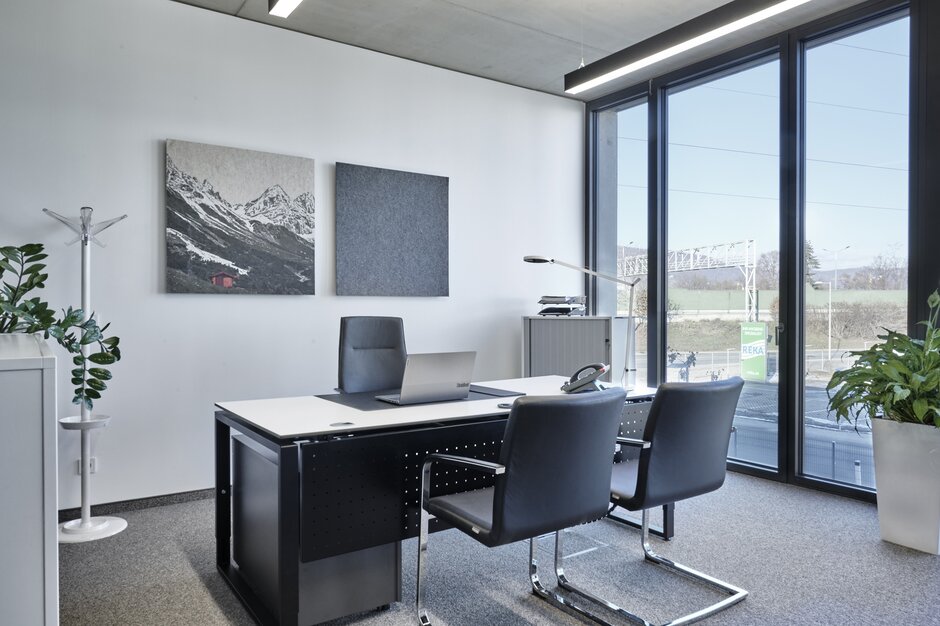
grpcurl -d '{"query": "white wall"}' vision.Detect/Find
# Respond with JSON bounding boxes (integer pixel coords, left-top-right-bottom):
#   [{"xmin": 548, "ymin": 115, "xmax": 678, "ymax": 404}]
[{"xmin": 0, "ymin": 0, "xmax": 585, "ymax": 508}]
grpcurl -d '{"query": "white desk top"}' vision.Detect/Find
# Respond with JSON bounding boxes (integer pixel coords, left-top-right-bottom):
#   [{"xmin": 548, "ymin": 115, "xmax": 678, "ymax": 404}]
[{"xmin": 216, "ymin": 376, "xmax": 656, "ymax": 440}]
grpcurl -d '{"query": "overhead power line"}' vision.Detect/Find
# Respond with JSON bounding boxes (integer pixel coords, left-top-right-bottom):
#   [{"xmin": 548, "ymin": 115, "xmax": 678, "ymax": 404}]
[
  {"xmin": 617, "ymin": 183, "xmax": 906, "ymax": 213},
  {"xmin": 615, "ymin": 137, "xmax": 907, "ymax": 173}
]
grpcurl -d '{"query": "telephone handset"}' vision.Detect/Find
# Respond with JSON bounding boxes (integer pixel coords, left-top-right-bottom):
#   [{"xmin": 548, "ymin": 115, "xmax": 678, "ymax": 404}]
[{"xmin": 560, "ymin": 363, "xmax": 609, "ymax": 393}]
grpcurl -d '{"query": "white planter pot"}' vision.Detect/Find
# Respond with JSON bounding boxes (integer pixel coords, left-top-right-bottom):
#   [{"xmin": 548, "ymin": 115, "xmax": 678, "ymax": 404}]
[{"xmin": 872, "ymin": 419, "xmax": 940, "ymax": 554}]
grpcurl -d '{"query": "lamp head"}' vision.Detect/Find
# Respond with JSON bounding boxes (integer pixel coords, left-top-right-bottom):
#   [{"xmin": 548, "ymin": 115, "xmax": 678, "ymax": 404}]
[{"xmin": 523, "ymin": 255, "xmax": 552, "ymax": 264}]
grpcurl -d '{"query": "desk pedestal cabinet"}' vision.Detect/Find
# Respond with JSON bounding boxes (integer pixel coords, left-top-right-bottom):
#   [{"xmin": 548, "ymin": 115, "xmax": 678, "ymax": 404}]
[
  {"xmin": 217, "ymin": 412, "xmax": 508, "ymax": 625},
  {"xmin": 231, "ymin": 435, "xmax": 400, "ymax": 624}
]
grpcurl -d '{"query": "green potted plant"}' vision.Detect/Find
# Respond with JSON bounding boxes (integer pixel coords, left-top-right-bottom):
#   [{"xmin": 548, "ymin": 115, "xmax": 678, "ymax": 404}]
[
  {"xmin": 0, "ymin": 243, "xmax": 120, "ymax": 409},
  {"xmin": 827, "ymin": 290, "xmax": 940, "ymax": 553}
]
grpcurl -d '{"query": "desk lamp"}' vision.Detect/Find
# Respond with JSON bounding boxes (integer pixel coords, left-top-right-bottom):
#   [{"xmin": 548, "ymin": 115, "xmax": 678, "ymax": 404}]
[{"xmin": 523, "ymin": 255, "xmax": 641, "ymax": 389}]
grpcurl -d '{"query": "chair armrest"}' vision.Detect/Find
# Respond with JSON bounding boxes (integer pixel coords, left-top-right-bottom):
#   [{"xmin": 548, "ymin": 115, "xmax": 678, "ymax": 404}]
[
  {"xmin": 616, "ymin": 436, "xmax": 651, "ymax": 449},
  {"xmin": 423, "ymin": 453, "xmax": 506, "ymax": 475}
]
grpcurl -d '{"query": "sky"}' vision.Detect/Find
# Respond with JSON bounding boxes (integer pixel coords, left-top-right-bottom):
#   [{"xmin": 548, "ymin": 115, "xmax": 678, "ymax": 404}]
[
  {"xmin": 614, "ymin": 16, "xmax": 910, "ymax": 274},
  {"xmin": 167, "ymin": 139, "xmax": 315, "ymax": 205}
]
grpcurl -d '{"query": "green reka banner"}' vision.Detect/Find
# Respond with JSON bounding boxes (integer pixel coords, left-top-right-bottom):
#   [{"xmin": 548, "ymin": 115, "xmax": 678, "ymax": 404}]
[{"xmin": 740, "ymin": 322, "xmax": 768, "ymax": 382}]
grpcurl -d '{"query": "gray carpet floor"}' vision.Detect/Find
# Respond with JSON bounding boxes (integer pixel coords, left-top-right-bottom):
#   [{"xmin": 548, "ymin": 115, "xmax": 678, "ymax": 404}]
[{"xmin": 60, "ymin": 473, "xmax": 940, "ymax": 625}]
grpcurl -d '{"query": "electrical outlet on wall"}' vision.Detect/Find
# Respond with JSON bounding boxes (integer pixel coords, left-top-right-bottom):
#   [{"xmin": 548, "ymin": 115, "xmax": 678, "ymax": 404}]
[{"xmin": 75, "ymin": 457, "xmax": 98, "ymax": 475}]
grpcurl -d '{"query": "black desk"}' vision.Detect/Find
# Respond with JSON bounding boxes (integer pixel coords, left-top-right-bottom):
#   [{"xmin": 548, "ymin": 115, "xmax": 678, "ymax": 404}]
[{"xmin": 214, "ymin": 376, "xmax": 660, "ymax": 625}]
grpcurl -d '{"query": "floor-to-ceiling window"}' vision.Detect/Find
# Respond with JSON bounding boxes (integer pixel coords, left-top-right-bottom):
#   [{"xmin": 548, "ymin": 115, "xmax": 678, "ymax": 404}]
[
  {"xmin": 592, "ymin": 97, "xmax": 648, "ymax": 388},
  {"xmin": 588, "ymin": 2, "xmax": 913, "ymax": 497},
  {"xmin": 801, "ymin": 16, "xmax": 910, "ymax": 489},
  {"xmin": 615, "ymin": 104, "xmax": 648, "ymax": 386},
  {"xmin": 665, "ymin": 59, "xmax": 781, "ymax": 469}
]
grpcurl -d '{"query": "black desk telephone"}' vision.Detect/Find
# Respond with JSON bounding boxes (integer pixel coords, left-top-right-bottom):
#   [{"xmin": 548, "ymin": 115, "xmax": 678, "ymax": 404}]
[{"xmin": 561, "ymin": 363, "xmax": 609, "ymax": 393}]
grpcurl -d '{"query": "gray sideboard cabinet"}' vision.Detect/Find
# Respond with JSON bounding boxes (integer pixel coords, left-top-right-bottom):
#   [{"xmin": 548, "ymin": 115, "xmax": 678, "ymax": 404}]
[
  {"xmin": 522, "ymin": 316, "xmax": 626, "ymax": 383},
  {"xmin": 0, "ymin": 334, "xmax": 58, "ymax": 625}
]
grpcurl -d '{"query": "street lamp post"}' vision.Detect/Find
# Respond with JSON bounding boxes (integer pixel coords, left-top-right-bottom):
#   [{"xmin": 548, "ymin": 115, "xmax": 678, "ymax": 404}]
[
  {"xmin": 813, "ymin": 280, "xmax": 832, "ymax": 362},
  {"xmin": 822, "ymin": 245, "xmax": 850, "ymax": 290}
]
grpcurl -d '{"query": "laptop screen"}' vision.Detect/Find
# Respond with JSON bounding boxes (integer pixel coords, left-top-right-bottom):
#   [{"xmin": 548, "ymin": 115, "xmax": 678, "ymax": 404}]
[{"xmin": 393, "ymin": 351, "xmax": 476, "ymax": 405}]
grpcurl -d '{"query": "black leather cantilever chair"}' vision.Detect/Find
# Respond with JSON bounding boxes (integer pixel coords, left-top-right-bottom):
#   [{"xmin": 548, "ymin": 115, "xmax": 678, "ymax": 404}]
[
  {"xmin": 555, "ymin": 377, "xmax": 747, "ymax": 625},
  {"xmin": 416, "ymin": 388, "xmax": 627, "ymax": 626},
  {"xmin": 337, "ymin": 316, "xmax": 407, "ymax": 393}
]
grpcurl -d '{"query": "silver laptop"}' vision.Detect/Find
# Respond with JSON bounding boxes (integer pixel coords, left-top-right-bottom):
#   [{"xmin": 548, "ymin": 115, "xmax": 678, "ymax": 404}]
[{"xmin": 376, "ymin": 351, "xmax": 476, "ymax": 405}]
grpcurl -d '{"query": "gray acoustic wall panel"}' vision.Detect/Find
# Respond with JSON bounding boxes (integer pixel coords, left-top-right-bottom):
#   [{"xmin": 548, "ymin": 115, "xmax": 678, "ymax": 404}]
[{"xmin": 335, "ymin": 162, "xmax": 449, "ymax": 296}]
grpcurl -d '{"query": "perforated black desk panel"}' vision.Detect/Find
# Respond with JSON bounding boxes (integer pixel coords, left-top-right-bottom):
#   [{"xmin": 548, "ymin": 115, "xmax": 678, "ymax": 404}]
[{"xmin": 299, "ymin": 418, "xmax": 507, "ymax": 562}]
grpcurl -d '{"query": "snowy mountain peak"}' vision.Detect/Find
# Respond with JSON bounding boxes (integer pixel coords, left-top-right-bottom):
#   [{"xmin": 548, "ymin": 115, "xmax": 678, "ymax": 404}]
[
  {"xmin": 167, "ymin": 156, "xmax": 220, "ymax": 202},
  {"xmin": 235, "ymin": 186, "xmax": 315, "ymax": 238},
  {"xmin": 292, "ymin": 192, "xmax": 315, "ymax": 218},
  {"xmin": 242, "ymin": 185, "xmax": 291, "ymax": 218},
  {"xmin": 167, "ymin": 156, "xmax": 315, "ymax": 242}
]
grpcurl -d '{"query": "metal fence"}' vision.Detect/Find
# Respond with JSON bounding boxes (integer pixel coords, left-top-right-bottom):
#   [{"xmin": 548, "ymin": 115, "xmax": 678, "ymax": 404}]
[
  {"xmin": 729, "ymin": 422, "xmax": 777, "ymax": 466},
  {"xmin": 803, "ymin": 437, "xmax": 875, "ymax": 488},
  {"xmin": 729, "ymin": 418, "xmax": 875, "ymax": 489}
]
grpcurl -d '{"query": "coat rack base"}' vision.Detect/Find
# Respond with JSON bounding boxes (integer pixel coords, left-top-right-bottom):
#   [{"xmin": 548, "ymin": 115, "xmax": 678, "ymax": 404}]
[{"xmin": 58, "ymin": 516, "xmax": 127, "ymax": 543}]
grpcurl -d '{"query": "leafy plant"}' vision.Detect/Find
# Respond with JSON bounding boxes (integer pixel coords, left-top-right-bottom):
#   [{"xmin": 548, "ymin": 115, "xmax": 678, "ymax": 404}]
[
  {"xmin": 827, "ymin": 290, "xmax": 940, "ymax": 428},
  {"xmin": 0, "ymin": 243, "xmax": 121, "ymax": 410},
  {"xmin": 0, "ymin": 243, "xmax": 54, "ymax": 333}
]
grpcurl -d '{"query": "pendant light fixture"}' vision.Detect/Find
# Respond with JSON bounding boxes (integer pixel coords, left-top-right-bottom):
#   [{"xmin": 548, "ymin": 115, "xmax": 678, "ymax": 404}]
[
  {"xmin": 269, "ymin": 0, "xmax": 304, "ymax": 18},
  {"xmin": 565, "ymin": 0, "xmax": 816, "ymax": 95}
]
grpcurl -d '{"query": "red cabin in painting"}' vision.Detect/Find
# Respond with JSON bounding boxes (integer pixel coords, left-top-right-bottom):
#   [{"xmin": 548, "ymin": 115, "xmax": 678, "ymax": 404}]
[{"xmin": 209, "ymin": 271, "xmax": 236, "ymax": 288}]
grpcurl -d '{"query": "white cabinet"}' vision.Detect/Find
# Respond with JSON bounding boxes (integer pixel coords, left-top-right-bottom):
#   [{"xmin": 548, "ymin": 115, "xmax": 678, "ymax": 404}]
[
  {"xmin": 522, "ymin": 316, "xmax": 626, "ymax": 383},
  {"xmin": 0, "ymin": 334, "xmax": 58, "ymax": 625}
]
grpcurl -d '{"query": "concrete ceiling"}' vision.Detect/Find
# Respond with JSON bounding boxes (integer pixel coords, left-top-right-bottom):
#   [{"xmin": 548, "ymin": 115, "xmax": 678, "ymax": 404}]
[{"xmin": 173, "ymin": 0, "xmax": 872, "ymax": 100}]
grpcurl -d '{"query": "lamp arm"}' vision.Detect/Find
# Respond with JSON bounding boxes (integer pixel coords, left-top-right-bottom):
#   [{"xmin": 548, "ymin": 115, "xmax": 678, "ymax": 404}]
[
  {"xmin": 527, "ymin": 256, "xmax": 641, "ymax": 318},
  {"xmin": 548, "ymin": 259, "xmax": 641, "ymax": 289},
  {"xmin": 548, "ymin": 259, "xmax": 641, "ymax": 317}
]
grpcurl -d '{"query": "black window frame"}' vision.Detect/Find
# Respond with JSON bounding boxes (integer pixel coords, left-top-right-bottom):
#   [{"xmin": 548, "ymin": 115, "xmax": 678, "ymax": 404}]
[{"xmin": 585, "ymin": 0, "xmax": 928, "ymax": 501}]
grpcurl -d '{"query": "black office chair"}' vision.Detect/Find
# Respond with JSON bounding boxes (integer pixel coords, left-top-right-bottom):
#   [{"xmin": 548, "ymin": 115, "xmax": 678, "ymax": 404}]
[
  {"xmin": 337, "ymin": 316, "xmax": 407, "ymax": 393},
  {"xmin": 555, "ymin": 377, "xmax": 748, "ymax": 625},
  {"xmin": 416, "ymin": 388, "xmax": 628, "ymax": 626}
]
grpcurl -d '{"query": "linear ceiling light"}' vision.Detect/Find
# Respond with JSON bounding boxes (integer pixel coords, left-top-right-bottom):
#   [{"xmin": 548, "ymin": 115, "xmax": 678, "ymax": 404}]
[
  {"xmin": 565, "ymin": 0, "xmax": 815, "ymax": 95},
  {"xmin": 269, "ymin": 0, "xmax": 304, "ymax": 18}
]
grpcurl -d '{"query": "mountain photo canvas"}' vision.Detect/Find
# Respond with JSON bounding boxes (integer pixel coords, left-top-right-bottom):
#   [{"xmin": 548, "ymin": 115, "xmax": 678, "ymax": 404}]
[{"xmin": 165, "ymin": 140, "xmax": 315, "ymax": 295}]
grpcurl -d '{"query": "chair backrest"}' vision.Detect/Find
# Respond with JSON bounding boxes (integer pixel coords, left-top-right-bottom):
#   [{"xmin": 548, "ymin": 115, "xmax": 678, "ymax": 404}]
[
  {"xmin": 337, "ymin": 316, "xmax": 407, "ymax": 393},
  {"xmin": 632, "ymin": 377, "xmax": 744, "ymax": 510},
  {"xmin": 490, "ymin": 388, "xmax": 626, "ymax": 546}
]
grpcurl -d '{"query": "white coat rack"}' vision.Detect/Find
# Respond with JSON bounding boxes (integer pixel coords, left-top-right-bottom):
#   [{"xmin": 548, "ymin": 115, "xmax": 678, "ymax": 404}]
[{"xmin": 44, "ymin": 206, "xmax": 128, "ymax": 542}]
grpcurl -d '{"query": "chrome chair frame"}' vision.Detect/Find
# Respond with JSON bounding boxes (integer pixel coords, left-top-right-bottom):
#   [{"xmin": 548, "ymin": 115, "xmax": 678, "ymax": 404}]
[
  {"xmin": 606, "ymin": 503, "xmax": 673, "ymax": 540},
  {"xmin": 417, "ymin": 453, "xmax": 506, "ymax": 626},
  {"xmin": 550, "ymin": 436, "xmax": 747, "ymax": 626},
  {"xmin": 418, "ymin": 454, "xmax": 616, "ymax": 626},
  {"xmin": 530, "ymin": 532, "xmax": 618, "ymax": 625},
  {"xmin": 554, "ymin": 509, "xmax": 747, "ymax": 626}
]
